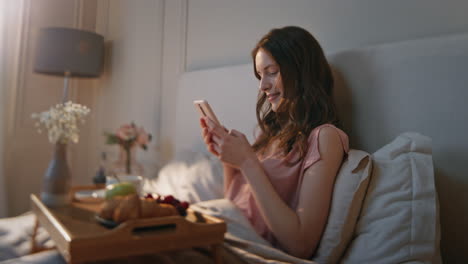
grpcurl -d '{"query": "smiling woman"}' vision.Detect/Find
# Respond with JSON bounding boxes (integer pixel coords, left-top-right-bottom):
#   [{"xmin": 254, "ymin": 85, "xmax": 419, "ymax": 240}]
[{"xmin": 199, "ymin": 26, "xmax": 346, "ymax": 259}]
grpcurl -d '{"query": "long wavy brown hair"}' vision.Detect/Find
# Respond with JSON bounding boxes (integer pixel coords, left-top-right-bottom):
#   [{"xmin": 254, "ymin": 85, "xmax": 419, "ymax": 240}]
[{"xmin": 251, "ymin": 26, "xmax": 340, "ymax": 164}]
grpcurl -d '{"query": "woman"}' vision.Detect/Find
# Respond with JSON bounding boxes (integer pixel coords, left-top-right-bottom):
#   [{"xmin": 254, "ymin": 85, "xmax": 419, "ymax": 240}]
[{"xmin": 200, "ymin": 26, "xmax": 349, "ymax": 259}]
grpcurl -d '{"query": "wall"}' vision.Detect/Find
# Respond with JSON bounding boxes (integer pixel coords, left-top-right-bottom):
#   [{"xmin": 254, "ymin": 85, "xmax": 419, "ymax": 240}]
[
  {"xmin": 160, "ymin": 0, "xmax": 468, "ymax": 162},
  {"xmin": 0, "ymin": 0, "xmax": 7, "ymax": 218},
  {"xmin": 1, "ymin": 0, "xmax": 100, "ymax": 216},
  {"xmin": 159, "ymin": 1, "xmax": 468, "ymax": 262},
  {"xmin": 92, "ymin": 0, "xmax": 164, "ymax": 180},
  {"xmin": 1, "ymin": 0, "xmax": 164, "ymax": 217},
  {"xmin": 185, "ymin": 0, "xmax": 468, "ymax": 71}
]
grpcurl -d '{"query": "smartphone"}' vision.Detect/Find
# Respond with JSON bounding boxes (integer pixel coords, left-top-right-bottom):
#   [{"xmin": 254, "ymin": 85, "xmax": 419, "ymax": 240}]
[{"xmin": 193, "ymin": 99, "xmax": 221, "ymax": 125}]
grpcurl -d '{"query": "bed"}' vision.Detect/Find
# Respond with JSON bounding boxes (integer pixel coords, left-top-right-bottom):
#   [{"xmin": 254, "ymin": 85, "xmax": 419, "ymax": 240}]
[
  {"xmin": 158, "ymin": 31, "xmax": 468, "ymax": 263},
  {"xmin": 2, "ymin": 32, "xmax": 468, "ymax": 263}
]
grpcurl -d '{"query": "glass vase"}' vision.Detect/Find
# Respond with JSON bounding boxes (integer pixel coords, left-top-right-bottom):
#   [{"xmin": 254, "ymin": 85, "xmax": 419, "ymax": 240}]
[
  {"xmin": 109, "ymin": 145, "xmax": 144, "ymax": 177},
  {"xmin": 41, "ymin": 143, "xmax": 71, "ymax": 207}
]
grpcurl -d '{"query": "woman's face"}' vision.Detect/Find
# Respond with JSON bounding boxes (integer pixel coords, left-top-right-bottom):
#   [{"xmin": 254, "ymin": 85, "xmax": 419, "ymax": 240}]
[{"xmin": 255, "ymin": 48, "xmax": 284, "ymax": 112}]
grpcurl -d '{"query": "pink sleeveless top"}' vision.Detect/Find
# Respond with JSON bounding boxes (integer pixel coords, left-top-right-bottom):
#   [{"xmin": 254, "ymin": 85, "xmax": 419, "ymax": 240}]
[{"xmin": 224, "ymin": 124, "xmax": 349, "ymax": 244}]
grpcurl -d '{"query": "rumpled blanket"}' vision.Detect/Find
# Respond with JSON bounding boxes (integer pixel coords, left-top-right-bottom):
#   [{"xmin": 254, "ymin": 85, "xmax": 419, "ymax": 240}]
[
  {"xmin": 0, "ymin": 199, "xmax": 316, "ymax": 264},
  {"xmin": 193, "ymin": 199, "xmax": 316, "ymax": 264}
]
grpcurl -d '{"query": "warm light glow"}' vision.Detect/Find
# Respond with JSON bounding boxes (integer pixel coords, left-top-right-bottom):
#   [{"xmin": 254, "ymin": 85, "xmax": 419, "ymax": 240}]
[
  {"xmin": 0, "ymin": 0, "xmax": 6, "ymax": 218},
  {"xmin": 0, "ymin": 0, "xmax": 5, "ymax": 68},
  {"xmin": 0, "ymin": 0, "xmax": 4, "ymax": 55}
]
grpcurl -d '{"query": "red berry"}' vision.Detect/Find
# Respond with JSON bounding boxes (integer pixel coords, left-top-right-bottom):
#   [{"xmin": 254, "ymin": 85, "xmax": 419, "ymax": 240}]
[
  {"xmin": 180, "ymin": 201, "xmax": 189, "ymax": 210},
  {"xmin": 144, "ymin": 193, "xmax": 153, "ymax": 199},
  {"xmin": 163, "ymin": 195, "xmax": 175, "ymax": 204}
]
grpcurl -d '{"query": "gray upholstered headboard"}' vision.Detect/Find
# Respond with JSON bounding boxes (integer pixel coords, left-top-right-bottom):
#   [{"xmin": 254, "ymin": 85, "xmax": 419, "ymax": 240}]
[
  {"xmin": 175, "ymin": 32, "xmax": 468, "ymax": 262},
  {"xmin": 329, "ymin": 32, "xmax": 468, "ymax": 262}
]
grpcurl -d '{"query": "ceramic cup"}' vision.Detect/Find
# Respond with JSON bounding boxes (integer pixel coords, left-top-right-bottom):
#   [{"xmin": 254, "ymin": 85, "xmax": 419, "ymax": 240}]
[{"xmin": 105, "ymin": 175, "xmax": 143, "ymax": 195}]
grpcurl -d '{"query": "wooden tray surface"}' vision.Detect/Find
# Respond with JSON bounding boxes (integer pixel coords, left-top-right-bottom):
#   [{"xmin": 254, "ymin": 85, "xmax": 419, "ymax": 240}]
[{"xmin": 31, "ymin": 189, "xmax": 226, "ymax": 263}]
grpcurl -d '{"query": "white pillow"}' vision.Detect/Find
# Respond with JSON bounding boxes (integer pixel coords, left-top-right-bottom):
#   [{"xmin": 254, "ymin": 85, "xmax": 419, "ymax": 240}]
[
  {"xmin": 312, "ymin": 149, "xmax": 372, "ymax": 264},
  {"xmin": 143, "ymin": 148, "xmax": 223, "ymax": 203},
  {"xmin": 341, "ymin": 132, "xmax": 441, "ymax": 264}
]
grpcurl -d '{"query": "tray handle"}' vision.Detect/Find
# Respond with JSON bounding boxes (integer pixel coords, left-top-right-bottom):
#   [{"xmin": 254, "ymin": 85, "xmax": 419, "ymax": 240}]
[{"xmin": 118, "ymin": 216, "xmax": 191, "ymax": 237}]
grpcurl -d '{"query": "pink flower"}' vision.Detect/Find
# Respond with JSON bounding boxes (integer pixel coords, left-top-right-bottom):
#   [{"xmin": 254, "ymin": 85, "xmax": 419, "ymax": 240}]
[
  {"xmin": 136, "ymin": 127, "xmax": 151, "ymax": 148},
  {"xmin": 106, "ymin": 122, "xmax": 152, "ymax": 150},
  {"xmin": 116, "ymin": 124, "xmax": 137, "ymax": 141}
]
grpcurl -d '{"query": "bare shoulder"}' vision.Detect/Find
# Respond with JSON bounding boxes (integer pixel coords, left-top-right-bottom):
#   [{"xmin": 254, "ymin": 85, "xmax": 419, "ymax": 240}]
[
  {"xmin": 301, "ymin": 126, "xmax": 345, "ymax": 183},
  {"xmin": 316, "ymin": 126, "xmax": 344, "ymax": 157}
]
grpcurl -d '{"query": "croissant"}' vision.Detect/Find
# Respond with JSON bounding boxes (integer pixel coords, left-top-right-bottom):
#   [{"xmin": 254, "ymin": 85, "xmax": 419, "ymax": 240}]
[
  {"xmin": 113, "ymin": 194, "xmax": 141, "ymax": 223},
  {"xmin": 140, "ymin": 198, "xmax": 160, "ymax": 218},
  {"xmin": 99, "ymin": 196, "xmax": 124, "ymax": 220},
  {"xmin": 155, "ymin": 203, "xmax": 178, "ymax": 217},
  {"xmin": 99, "ymin": 195, "xmax": 178, "ymax": 223}
]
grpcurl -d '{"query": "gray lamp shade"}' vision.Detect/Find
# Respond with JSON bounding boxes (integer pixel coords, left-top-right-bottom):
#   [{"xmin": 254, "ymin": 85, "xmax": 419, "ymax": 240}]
[{"xmin": 34, "ymin": 27, "xmax": 104, "ymax": 78}]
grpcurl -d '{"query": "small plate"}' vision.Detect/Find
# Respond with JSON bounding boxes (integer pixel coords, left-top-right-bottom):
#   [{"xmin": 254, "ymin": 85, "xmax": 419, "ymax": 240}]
[
  {"xmin": 74, "ymin": 189, "xmax": 105, "ymax": 203},
  {"xmin": 95, "ymin": 215, "xmax": 119, "ymax": 228}
]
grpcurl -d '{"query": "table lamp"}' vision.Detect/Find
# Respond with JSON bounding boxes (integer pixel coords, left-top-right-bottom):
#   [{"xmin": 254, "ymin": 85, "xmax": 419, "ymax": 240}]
[
  {"xmin": 34, "ymin": 27, "xmax": 104, "ymax": 102},
  {"xmin": 33, "ymin": 27, "xmax": 104, "ymax": 207}
]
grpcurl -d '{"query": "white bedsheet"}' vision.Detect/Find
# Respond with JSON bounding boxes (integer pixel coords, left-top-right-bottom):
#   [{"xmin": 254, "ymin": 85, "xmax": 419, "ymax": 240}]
[
  {"xmin": 0, "ymin": 212, "xmax": 58, "ymax": 263},
  {"xmin": 143, "ymin": 146, "xmax": 224, "ymax": 204}
]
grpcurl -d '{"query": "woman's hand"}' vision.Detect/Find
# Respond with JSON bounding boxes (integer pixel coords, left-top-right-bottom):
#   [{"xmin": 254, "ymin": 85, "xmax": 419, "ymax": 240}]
[
  {"xmin": 200, "ymin": 117, "xmax": 240, "ymax": 193},
  {"xmin": 201, "ymin": 117, "xmax": 256, "ymax": 169},
  {"xmin": 200, "ymin": 116, "xmax": 229, "ymax": 156},
  {"xmin": 199, "ymin": 117, "xmax": 219, "ymax": 156}
]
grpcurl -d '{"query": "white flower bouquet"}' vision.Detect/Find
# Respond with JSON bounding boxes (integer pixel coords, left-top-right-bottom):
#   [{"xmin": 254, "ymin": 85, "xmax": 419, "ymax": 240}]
[{"xmin": 31, "ymin": 101, "xmax": 90, "ymax": 144}]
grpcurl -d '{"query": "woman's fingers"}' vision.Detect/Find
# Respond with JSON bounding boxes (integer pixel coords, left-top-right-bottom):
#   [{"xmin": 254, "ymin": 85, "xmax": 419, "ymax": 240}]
[
  {"xmin": 212, "ymin": 143, "xmax": 222, "ymax": 155},
  {"xmin": 212, "ymin": 134, "xmax": 223, "ymax": 145},
  {"xmin": 208, "ymin": 143, "xmax": 219, "ymax": 156},
  {"xmin": 204, "ymin": 116, "xmax": 214, "ymax": 128},
  {"xmin": 201, "ymin": 117, "xmax": 224, "ymax": 157},
  {"xmin": 205, "ymin": 117, "xmax": 226, "ymax": 137},
  {"xmin": 202, "ymin": 127, "xmax": 211, "ymax": 143},
  {"xmin": 200, "ymin": 117, "xmax": 208, "ymax": 128},
  {"xmin": 201, "ymin": 117, "xmax": 211, "ymax": 143},
  {"xmin": 229, "ymin": 129, "xmax": 246, "ymax": 139},
  {"xmin": 202, "ymin": 126, "xmax": 210, "ymax": 137},
  {"xmin": 203, "ymin": 117, "xmax": 252, "ymax": 166}
]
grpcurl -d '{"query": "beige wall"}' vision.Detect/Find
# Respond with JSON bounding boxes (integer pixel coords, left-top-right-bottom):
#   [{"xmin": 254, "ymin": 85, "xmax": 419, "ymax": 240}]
[
  {"xmin": 91, "ymin": 0, "xmax": 164, "ymax": 179},
  {"xmin": 1, "ymin": 0, "xmax": 165, "ymax": 216},
  {"xmin": 0, "ymin": 0, "xmax": 7, "ymax": 218},
  {"xmin": 0, "ymin": 0, "xmax": 165, "ymax": 217},
  {"xmin": 2, "ymin": 0, "xmax": 100, "ymax": 216}
]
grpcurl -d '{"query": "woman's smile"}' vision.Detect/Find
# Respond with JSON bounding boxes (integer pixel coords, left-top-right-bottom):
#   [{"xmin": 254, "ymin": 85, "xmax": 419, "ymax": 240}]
[{"xmin": 267, "ymin": 92, "xmax": 281, "ymax": 102}]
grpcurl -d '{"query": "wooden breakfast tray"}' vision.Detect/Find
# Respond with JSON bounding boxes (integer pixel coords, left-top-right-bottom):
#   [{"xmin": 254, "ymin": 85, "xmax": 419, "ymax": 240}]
[{"xmin": 30, "ymin": 189, "xmax": 227, "ymax": 264}]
